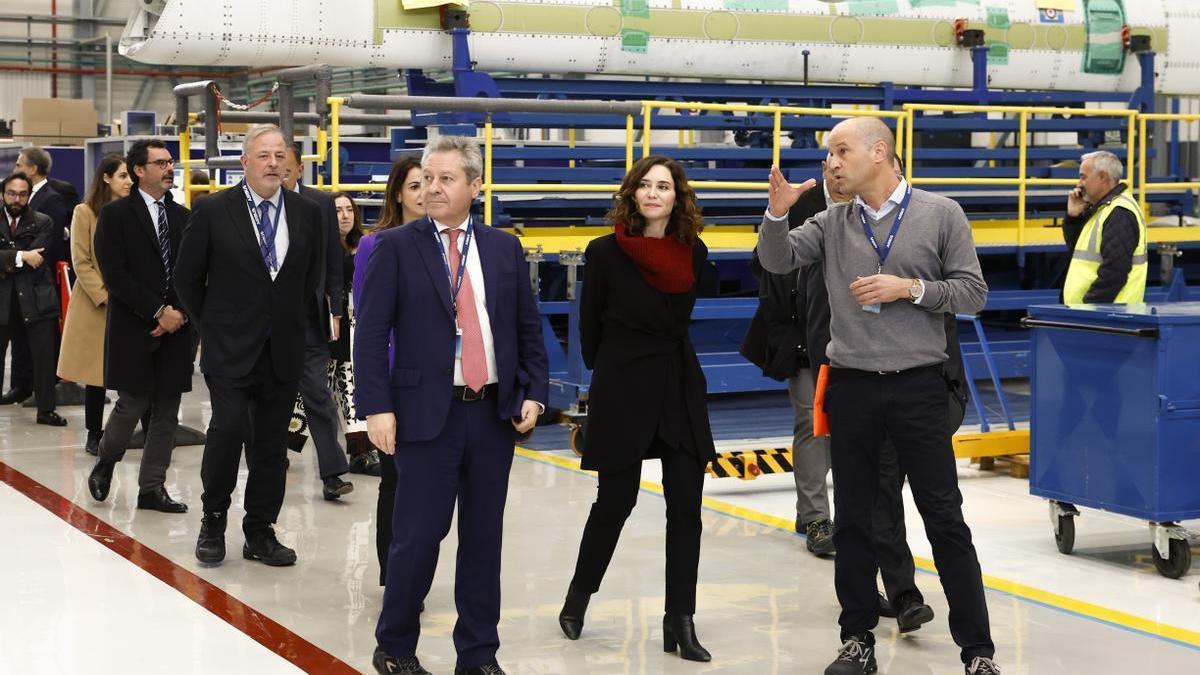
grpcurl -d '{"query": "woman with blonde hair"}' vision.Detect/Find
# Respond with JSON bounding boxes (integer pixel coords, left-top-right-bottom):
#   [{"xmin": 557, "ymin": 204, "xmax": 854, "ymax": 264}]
[{"xmin": 58, "ymin": 154, "xmax": 132, "ymax": 455}]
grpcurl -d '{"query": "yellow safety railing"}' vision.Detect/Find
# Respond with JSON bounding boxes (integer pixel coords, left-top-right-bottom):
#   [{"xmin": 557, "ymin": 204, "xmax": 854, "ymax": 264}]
[
  {"xmin": 1138, "ymin": 113, "xmax": 1200, "ymax": 216},
  {"xmin": 184, "ymin": 94, "xmax": 1200, "ymax": 243},
  {"xmin": 902, "ymin": 103, "xmax": 1138, "ymax": 248}
]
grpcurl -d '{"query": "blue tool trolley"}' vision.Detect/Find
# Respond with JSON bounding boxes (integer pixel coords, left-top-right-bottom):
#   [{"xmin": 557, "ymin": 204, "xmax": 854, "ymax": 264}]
[{"xmin": 1023, "ymin": 303, "xmax": 1200, "ymax": 578}]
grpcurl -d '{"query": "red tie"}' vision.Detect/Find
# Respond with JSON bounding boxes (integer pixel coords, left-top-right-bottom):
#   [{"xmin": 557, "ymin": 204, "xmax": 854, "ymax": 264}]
[{"xmin": 446, "ymin": 228, "xmax": 487, "ymax": 393}]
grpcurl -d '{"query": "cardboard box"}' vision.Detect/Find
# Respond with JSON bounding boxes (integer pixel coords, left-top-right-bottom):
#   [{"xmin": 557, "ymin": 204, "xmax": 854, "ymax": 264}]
[{"xmin": 15, "ymin": 98, "xmax": 98, "ymax": 145}]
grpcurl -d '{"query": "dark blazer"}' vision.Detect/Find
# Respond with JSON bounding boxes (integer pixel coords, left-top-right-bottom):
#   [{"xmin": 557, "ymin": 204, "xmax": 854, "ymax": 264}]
[
  {"xmin": 298, "ymin": 184, "xmax": 344, "ymax": 338},
  {"xmin": 741, "ymin": 186, "xmax": 831, "ymax": 379},
  {"xmin": 578, "ymin": 234, "xmax": 716, "ymax": 473},
  {"xmin": 0, "ymin": 209, "xmax": 59, "ymax": 325},
  {"xmin": 94, "ymin": 190, "xmax": 194, "ymax": 394},
  {"xmin": 354, "ymin": 216, "xmax": 549, "ymax": 443},
  {"xmin": 47, "ymin": 177, "xmax": 80, "ymax": 209},
  {"xmin": 174, "ymin": 182, "xmax": 323, "ymax": 382},
  {"xmin": 30, "ymin": 181, "xmax": 71, "ymax": 265},
  {"xmin": 0, "ymin": 249, "xmax": 15, "ymax": 277}
]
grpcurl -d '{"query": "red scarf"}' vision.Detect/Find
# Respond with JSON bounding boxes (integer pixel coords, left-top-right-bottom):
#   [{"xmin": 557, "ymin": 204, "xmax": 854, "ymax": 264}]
[{"xmin": 614, "ymin": 223, "xmax": 695, "ymax": 293}]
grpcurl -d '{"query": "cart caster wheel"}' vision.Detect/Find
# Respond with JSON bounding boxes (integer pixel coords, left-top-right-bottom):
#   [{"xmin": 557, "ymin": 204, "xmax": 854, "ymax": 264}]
[
  {"xmin": 1151, "ymin": 538, "xmax": 1192, "ymax": 579},
  {"xmin": 568, "ymin": 422, "xmax": 586, "ymax": 458},
  {"xmin": 1054, "ymin": 515, "xmax": 1075, "ymax": 555}
]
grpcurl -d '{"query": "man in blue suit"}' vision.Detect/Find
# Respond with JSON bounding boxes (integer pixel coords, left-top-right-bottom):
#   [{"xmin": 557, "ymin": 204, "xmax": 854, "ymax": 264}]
[{"xmin": 355, "ymin": 135, "xmax": 548, "ymax": 675}]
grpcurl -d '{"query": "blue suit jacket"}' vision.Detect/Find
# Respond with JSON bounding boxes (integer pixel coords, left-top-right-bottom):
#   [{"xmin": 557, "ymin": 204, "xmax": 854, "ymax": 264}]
[{"xmin": 353, "ymin": 215, "xmax": 549, "ymax": 443}]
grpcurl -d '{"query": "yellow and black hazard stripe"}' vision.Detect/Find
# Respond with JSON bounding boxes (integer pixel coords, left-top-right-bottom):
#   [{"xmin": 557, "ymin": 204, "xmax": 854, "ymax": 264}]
[{"xmin": 706, "ymin": 448, "xmax": 793, "ymax": 480}]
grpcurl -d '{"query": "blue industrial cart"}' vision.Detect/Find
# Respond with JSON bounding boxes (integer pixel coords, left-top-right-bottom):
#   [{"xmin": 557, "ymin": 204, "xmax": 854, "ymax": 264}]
[{"xmin": 1024, "ymin": 303, "xmax": 1200, "ymax": 578}]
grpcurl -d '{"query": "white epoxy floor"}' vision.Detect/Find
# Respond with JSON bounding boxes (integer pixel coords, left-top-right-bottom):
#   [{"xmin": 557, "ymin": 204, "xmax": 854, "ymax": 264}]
[{"xmin": 1, "ymin": 375, "xmax": 1198, "ymax": 674}]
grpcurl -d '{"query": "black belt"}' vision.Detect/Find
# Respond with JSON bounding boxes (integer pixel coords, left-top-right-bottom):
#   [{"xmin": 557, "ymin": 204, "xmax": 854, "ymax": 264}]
[
  {"xmin": 452, "ymin": 383, "xmax": 498, "ymax": 401},
  {"xmin": 831, "ymin": 363, "xmax": 943, "ymax": 377}
]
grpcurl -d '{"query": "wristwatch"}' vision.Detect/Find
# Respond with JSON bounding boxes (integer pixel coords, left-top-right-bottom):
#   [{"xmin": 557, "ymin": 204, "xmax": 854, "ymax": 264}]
[{"xmin": 908, "ymin": 278, "xmax": 923, "ymax": 303}]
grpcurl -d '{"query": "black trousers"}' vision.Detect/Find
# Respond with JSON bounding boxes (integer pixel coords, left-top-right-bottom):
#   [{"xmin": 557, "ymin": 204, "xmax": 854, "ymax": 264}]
[
  {"xmin": 569, "ymin": 438, "xmax": 706, "ymax": 615},
  {"xmin": 873, "ymin": 392, "xmax": 967, "ymax": 606},
  {"xmin": 874, "ymin": 439, "xmax": 920, "ymax": 606},
  {"xmin": 8, "ymin": 323, "xmax": 31, "ymax": 391},
  {"xmin": 200, "ymin": 341, "xmax": 299, "ymax": 535},
  {"xmin": 826, "ymin": 365, "xmax": 993, "ymax": 663},
  {"xmin": 377, "ymin": 449, "xmax": 397, "ymax": 586},
  {"xmin": 0, "ymin": 301, "xmax": 57, "ymax": 414},
  {"xmin": 84, "ymin": 385, "xmax": 106, "ymax": 434}
]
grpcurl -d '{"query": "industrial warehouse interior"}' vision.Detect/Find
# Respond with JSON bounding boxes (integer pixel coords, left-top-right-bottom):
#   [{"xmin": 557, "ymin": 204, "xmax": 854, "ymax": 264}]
[{"xmin": 0, "ymin": 1, "xmax": 1198, "ymax": 674}]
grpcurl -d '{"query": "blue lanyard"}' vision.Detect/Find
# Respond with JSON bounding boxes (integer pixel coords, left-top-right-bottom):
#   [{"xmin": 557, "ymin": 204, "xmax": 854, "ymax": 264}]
[
  {"xmin": 243, "ymin": 183, "xmax": 283, "ymax": 272},
  {"xmin": 434, "ymin": 219, "xmax": 473, "ymax": 317},
  {"xmin": 857, "ymin": 184, "xmax": 912, "ymax": 274}
]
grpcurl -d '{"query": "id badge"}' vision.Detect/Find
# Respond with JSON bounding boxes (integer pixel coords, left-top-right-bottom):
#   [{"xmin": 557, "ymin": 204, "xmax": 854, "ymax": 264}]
[
  {"xmin": 455, "ymin": 327, "xmax": 463, "ymax": 358},
  {"xmin": 862, "ymin": 303, "xmax": 882, "ymax": 314}
]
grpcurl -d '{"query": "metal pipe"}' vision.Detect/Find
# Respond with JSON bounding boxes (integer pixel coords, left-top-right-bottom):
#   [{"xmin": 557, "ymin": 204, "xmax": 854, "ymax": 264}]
[
  {"xmin": 278, "ymin": 82, "xmax": 295, "ymax": 146},
  {"xmin": 274, "ymin": 64, "xmax": 333, "ymax": 83},
  {"xmin": 340, "ymin": 94, "xmax": 643, "ymax": 116},
  {"xmin": 0, "ymin": 12, "xmax": 124, "ymax": 25},
  {"xmin": 195, "ymin": 110, "xmax": 411, "ymax": 126},
  {"xmin": 104, "ymin": 32, "xmax": 111, "ymax": 129}
]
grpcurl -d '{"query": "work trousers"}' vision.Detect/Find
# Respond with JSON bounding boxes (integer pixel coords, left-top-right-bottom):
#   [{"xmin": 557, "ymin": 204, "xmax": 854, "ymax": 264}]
[
  {"xmin": 825, "ymin": 365, "xmax": 993, "ymax": 663},
  {"xmin": 98, "ymin": 389, "xmax": 181, "ymax": 494},
  {"xmin": 297, "ymin": 322, "xmax": 349, "ymax": 479},
  {"xmin": 569, "ymin": 437, "xmax": 706, "ymax": 615},
  {"xmin": 200, "ymin": 341, "xmax": 299, "ymax": 535},
  {"xmin": 788, "ymin": 367, "xmax": 831, "ymax": 525}
]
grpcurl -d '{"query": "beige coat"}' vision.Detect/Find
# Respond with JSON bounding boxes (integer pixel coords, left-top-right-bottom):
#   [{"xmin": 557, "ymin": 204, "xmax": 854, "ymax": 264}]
[{"xmin": 57, "ymin": 203, "xmax": 107, "ymax": 386}]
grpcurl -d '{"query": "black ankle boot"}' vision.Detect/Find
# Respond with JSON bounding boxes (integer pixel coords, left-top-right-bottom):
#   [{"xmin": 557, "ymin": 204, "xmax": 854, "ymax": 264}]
[
  {"xmin": 663, "ymin": 614, "xmax": 711, "ymax": 662},
  {"xmin": 558, "ymin": 584, "xmax": 591, "ymax": 640}
]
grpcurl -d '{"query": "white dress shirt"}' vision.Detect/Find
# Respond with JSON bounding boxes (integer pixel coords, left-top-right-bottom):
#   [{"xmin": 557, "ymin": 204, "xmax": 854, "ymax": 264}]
[
  {"xmin": 435, "ymin": 217, "xmax": 499, "ymax": 386},
  {"xmin": 245, "ymin": 186, "xmax": 290, "ymax": 281},
  {"xmin": 30, "ymin": 178, "xmax": 47, "ymax": 200},
  {"xmin": 855, "ymin": 177, "xmax": 908, "ymax": 221}
]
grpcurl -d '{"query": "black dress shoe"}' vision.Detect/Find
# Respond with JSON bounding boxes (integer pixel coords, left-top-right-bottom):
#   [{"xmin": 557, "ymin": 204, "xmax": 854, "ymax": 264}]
[
  {"xmin": 663, "ymin": 614, "xmax": 711, "ymax": 662},
  {"xmin": 36, "ymin": 411, "xmax": 68, "ymax": 427},
  {"xmin": 85, "ymin": 431, "xmax": 101, "ymax": 456},
  {"xmin": 455, "ymin": 664, "xmax": 507, "ymax": 675},
  {"xmin": 558, "ymin": 583, "xmax": 591, "ymax": 640},
  {"xmin": 895, "ymin": 594, "xmax": 935, "ymax": 633},
  {"xmin": 877, "ymin": 592, "xmax": 897, "ymax": 619},
  {"xmin": 243, "ymin": 529, "xmax": 297, "ymax": 566},
  {"xmin": 137, "ymin": 486, "xmax": 188, "ymax": 513},
  {"xmin": 322, "ymin": 475, "xmax": 354, "ymax": 501},
  {"xmin": 372, "ymin": 647, "xmax": 431, "ymax": 674},
  {"xmin": 196, "ymin": 511, "xmax": 227, "ymax": 565},
  {"xmin": 0, "ymin": 388, "xmax": 31, "ymax": 405},
  {"xmin": 87, "ymin": 458, "xmax": 116, "ymax": 502}
]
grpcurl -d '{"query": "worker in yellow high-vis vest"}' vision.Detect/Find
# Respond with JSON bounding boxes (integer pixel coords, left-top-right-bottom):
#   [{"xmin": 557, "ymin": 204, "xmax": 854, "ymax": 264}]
[{"xmin": 1062, "ymin": 150, "xmax": 1148, "ymax": 304}]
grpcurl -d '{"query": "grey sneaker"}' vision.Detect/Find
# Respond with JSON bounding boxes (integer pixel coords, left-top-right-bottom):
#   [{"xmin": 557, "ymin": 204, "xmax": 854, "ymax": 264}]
[
  {"xmin": 966, "ymin": 657, "xmax": 1001, "ymax": 674},
  {"xmin": 805, "ymin": 518, "xmax": 836, "ymax": 556}
]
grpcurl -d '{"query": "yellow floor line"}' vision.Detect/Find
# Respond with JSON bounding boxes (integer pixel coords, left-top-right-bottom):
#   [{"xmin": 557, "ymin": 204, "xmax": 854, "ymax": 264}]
[{"xmin": 515, "ymin": 446, "xmax": 1200, "ymax": 648}]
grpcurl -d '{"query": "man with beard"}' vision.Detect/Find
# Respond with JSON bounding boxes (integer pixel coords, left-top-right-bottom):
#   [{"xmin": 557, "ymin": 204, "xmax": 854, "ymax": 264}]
[
  {"xmin": 86, "ymin": 140, "xmax": 193, "ymax": 513},
  {"xmin": 0, "ymin": 172, "xmax": 66, "ymax": 425}
]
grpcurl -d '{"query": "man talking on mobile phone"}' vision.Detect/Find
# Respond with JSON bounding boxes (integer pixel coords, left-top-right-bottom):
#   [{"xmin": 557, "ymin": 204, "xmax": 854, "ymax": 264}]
[{"xmin": 1062, "ymin": 150, "xmax": 1147, "ymax": 304}]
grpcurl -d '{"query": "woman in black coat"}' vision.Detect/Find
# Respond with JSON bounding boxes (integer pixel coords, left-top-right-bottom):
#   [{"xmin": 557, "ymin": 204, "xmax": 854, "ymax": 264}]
[{"xmin": 558, "ymin": 155, "xmax": 716, "ymax": 662}]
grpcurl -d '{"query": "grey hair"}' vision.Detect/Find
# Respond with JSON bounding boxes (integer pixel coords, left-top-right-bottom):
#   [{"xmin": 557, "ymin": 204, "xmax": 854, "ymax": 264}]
[
  {"xmin": 1082, "ymin": 150, "xmax": 1123, "ymax": 183},
  {"xmin": 20, "ymin": 146, "xmax": 51, "ymax": 175},
  {"xmin": 242, "ymin": 124, "xmax": 284, "ymax": 155},
  {"xmin": 421, "ymin": 135, "xmax": 483, "ymax": 183}
]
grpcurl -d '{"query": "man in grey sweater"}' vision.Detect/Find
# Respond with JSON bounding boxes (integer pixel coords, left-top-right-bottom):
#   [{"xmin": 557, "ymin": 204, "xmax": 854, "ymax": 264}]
[{"xmin": 758, "ymin": 117, "xmax": 998, "ymax": 675}]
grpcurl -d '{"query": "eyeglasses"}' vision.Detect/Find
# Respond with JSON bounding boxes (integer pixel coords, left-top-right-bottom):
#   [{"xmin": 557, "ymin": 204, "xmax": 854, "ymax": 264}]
[
  {"xmin": 147, "ymin": 158, "xmax": 176, "ymax": 168},
  {"xmin": 3, "ymin": 190, "xmax": 29, "ymax": 199}
]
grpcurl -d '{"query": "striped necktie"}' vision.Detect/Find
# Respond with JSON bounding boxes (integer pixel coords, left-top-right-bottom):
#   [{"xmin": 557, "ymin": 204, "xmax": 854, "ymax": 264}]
[{"xmin": 154, "ymin": 201, "xmax": 172, "ymax": 294}]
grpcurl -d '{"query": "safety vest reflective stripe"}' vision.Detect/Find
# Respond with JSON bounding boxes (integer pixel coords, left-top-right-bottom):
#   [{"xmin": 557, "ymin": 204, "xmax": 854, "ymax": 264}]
[{"xmin": 1063, "ymin": 191, "xmax": 1147, "ymax": 304}]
